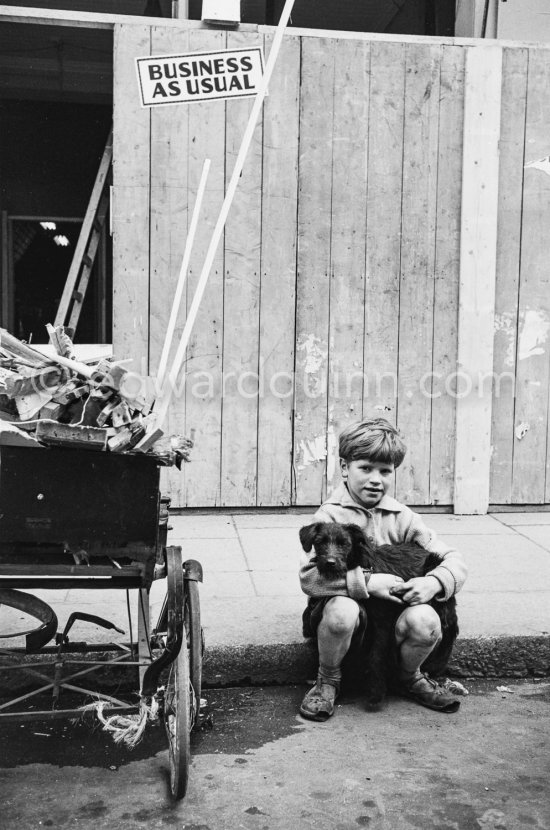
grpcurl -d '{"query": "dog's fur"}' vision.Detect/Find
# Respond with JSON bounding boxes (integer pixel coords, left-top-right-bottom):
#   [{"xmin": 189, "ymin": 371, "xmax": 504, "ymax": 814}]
[{"xmin": 299, "ymin": 521, "xmax": 459, "ymax": 709}]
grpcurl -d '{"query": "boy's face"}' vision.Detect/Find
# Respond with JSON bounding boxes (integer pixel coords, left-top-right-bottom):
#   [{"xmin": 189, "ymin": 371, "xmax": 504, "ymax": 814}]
[{"xmin": 340, "ymin": 457, "xmax": 395, "ymax": 507}]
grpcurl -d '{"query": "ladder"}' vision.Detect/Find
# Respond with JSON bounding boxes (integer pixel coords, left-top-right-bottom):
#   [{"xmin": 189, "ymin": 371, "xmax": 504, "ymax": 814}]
[{"xmin": 54, "ymin": 126, "xmax": 113, "ymax": 337}]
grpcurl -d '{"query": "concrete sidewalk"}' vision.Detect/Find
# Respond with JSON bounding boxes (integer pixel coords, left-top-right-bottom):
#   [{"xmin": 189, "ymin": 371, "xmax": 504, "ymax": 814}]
[{"xmin": 1, "ymin": 511, "xmax": 550, "ymax": 683}]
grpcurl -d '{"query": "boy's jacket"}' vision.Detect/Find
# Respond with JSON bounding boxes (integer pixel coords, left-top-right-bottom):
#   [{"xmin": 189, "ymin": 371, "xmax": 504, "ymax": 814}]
[{"xmin": 299, "ymin": 483, "xmax": 467, "ymax": 602}]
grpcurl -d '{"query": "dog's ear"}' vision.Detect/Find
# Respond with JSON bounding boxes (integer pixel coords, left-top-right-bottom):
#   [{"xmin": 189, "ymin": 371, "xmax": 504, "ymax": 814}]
[
  {"xmin": 344, "ymin": 523, "xmax": 368, "ymax": 551},
  {"xmin": 343, "ymin": 524, "xmax": 368, "ymax": 569},
  {"xmin": 299, "ymin": 523, "xmax": 320, "ymax": 552}
]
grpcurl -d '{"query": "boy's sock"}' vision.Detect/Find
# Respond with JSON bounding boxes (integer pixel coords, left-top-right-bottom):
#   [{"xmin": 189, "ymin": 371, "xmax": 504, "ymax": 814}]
[
  {"xmin": 318, "ymin": 663, "xmax": 342, "ymax": 691},
  {"xmin": 398, "ymin": 668, "xmax": 424, "ymax": 689}
]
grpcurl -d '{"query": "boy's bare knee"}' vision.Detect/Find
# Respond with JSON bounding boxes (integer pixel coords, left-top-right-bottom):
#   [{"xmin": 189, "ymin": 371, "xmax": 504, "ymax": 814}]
[
  {"xmin": 321, "ymin": 597, "xmax": 360, "ymax": 637},
  {"xmin": 395, "ymin": 604, "xmax": 441, "ymax": 645}
]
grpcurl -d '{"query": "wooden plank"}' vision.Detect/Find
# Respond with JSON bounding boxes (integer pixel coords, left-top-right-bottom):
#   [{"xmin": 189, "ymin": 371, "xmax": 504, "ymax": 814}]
[
  {"xmin": 395, "ymin": 41, "xmax": 441, "ymax": 505},
  {"xmin": 429, "ymin": 44, "xmax": 465, "ymax": 506},
  {"xmin": 182, "ymin": 27, "xmax": 226, "ymax": 507},
  {"xmin": 2, "ymin": 7, "xmax": 550, "ymax": 51},
  {"xmin": 363, "ymin": 40, "xmax": 405, "ymax": 430},
  {"xmin": 55, "ymin": 127, "xmax": 112, "ymax": 329},
  {"xmin": 148, "ymin": 24, "xmax": 190, "ymax": 507},
  {"xmin": 293, "ymin": 36, "xmax": 335, "ymax": 505},
  {"xmin": 148, "ymin": 25, "xmax": 190, "ymax": 379},
  {"xmin": 326, "ymin": 38, "xmax": 370, "ymax": 494},
  {"xmin": 259, "ymin": 24, "xmax": 546, "ymax": 51},
  {"xmin": 220, "ymin": 28, "xmax": 264, "ymax": 506},
  {"xmin": 454, "ymin": 45, "xmax": 502, "ymax": 514},
  {"xmin": 256, "ymin": 32, "xmax": 300, "ymax": 506},
  {"xmin": 0, "ymin": 6, "xmax": 237, "ymax": 30},
  {"xmin": 489, "ymin": 47, "xmax": 528, "ymax": 504},
  {"xmin": 513, "ymin": 48, "xmax": 550, "ymax": 504},
  {"xmin": 112, "ymin": 23, "xmax": 151, "ymax": 376},
  {"xmin": 0, "ymin": 565, "xmax": 142, "ymax": 576}
]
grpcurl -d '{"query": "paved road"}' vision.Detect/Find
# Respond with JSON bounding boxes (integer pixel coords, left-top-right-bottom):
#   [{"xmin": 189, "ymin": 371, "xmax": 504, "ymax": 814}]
[{"xmin": 1, "ymin": 680, "xmax": 549, "ymax": 830}]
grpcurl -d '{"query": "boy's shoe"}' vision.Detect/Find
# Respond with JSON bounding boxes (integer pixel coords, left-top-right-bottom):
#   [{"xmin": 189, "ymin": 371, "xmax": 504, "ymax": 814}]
[
  {"xmin": 398, "ymin": 672, "xmax": 460, "ymax": 713},
  {"xmin": 299, "ymin": 677, "xmax": 339, "ymax": 721}
]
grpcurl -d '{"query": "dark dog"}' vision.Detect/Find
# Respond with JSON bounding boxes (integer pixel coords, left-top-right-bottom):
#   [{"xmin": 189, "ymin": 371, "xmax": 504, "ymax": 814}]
[{"xmin": 299, "ymin": 521, "xmax": 459, "ymax": 709}]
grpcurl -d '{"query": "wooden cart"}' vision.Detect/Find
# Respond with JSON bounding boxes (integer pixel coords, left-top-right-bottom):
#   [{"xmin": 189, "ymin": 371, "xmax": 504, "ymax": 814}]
[{"xmin": 0, "ymin": 444, "xmax": 203, "ymax": 800}]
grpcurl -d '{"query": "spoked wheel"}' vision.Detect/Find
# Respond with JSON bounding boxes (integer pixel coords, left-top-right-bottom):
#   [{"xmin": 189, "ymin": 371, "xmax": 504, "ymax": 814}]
[
  {"xmin": 164, "ymin": 619, "xmax": 191, "ymax": 800},
  {"xmin": 184, "ymin": 567, "xmax": 203, "ymax": 729},
  {"xmin": 148, "ymin": 549, "xmax": 203, "ymax": 797}
]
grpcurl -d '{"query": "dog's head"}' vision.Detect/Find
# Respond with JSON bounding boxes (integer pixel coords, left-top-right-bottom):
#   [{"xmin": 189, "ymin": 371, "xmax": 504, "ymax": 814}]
[{"xmin": 299, "ymin": 522, "xmax": 369, "ymax": 577}]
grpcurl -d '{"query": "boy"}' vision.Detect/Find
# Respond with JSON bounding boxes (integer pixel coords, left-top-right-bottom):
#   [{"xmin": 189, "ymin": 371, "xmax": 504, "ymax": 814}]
[{"xmin": 299, "ymin": 418, "xmax": 467, "ymax": 720}]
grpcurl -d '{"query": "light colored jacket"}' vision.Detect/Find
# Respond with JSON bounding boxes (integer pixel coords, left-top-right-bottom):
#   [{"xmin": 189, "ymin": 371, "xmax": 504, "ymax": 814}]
[{"xmin": 299, "ymin": 483, "xmax": 467, "ymax": 603}]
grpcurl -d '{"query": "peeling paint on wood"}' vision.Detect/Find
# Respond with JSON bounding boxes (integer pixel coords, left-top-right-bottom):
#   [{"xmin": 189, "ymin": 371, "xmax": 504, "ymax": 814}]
[{"xmin": 518, "ymin": 309, "xmax": 549, "ymax": 360}]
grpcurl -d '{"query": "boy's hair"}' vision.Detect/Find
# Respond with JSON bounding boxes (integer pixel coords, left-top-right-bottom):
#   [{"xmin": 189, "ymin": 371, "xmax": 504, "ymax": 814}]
[{"xmin": 339, "ymin": 418, "xmax": 407, "ymax": 468}]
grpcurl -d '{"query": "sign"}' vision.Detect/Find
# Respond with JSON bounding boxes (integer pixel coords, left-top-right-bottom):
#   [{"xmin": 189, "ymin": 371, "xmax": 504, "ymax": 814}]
[{"xmin": 136, "ymin": 47, "xmax": 265, "ymax": 107}]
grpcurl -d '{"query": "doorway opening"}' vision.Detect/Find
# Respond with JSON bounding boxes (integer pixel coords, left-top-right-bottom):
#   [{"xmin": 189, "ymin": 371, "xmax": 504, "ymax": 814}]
[{"xmin": 3, "ymin": 215, "xmax": 112, "ymax": 344}]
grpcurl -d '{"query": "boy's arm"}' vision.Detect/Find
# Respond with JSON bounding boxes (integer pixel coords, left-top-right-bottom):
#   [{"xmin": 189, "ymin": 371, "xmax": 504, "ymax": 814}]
[
  {"xmin": 298, "ymin": 510, "xmax": 369, "ymax": 601},
  {"xmin": 402, "ymin": 510, "xmax": 468, "ymax": 601}
]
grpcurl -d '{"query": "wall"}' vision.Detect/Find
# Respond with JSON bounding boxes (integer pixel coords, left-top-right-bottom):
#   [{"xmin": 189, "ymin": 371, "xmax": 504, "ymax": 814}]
[
  {"xmin": 112, "ymin": 23, "xmax": 550, "ymax": 510},
  {"xmin": 497, "ymin": 0, "xmax": 550, "ymax": 43}
]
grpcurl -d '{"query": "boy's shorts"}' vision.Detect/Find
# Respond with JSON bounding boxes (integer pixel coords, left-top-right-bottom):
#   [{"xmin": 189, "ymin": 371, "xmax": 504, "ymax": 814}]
[
  {"xmin": 302, "ymin": 596, "xmax": 455, "ymax": 682},
  {"xmin": 302, "ymin": 596, "xmax": 368, "ymax": 640}
]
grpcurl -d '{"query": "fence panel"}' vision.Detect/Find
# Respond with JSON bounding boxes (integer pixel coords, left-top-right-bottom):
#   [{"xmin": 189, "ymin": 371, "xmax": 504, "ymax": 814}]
[
  {"xmin": 293, "ymin": 36, "xmax": 335, "ymax": 505},
  {"xmin": 429, "ymin": 44, "xmax": 465, "ymax": 506},
  {"xmin": 511, "ymin": 48, "xmax": 550, "ymax": 504},
  {"xmin": 113, "ymin": 24, "xmax": 151, "ymax": 378},
  {"xmin": 490, "ymin": 47, "xmax": 528, "ymax": 504},
  {"xmin": 149, "ymin": 24, "xmax": 190, "ymax": 506},
  {"xmin": 326, "ymin": 38, "xmax": 370, "ymax": 494},
  {"xmin": 181, "ymin": 28, "xmax": 227, "ymax": 507},
  {"xmin": 395, "ymin": 42, "xmax": 441, "ymax": 505},
  {"xmin": 257, "ymin": 32, "xmax": 300, "ymax": 506},
  {"xmin": 363, "ymin": 40, "xmax": 406, "ymax": 431},
  {"xmin": 113, "ymin": 25, "xmax": 550, "ymax": 509}
]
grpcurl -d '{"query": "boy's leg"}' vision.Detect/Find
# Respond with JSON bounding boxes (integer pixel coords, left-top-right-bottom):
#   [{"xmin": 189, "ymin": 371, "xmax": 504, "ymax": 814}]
[
  {"xmin": 394, "ymin": 605, "xmax": 460, "ymax": 713},
  {"xmin": 300, "ymin": 596, "xmax": 361, "ymax": 721}
]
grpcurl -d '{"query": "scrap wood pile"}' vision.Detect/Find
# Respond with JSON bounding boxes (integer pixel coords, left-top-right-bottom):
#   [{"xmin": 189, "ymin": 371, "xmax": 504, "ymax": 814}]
[{"xmin": 0, "ymin": 325, "xmax": 192, "ymax": 467}]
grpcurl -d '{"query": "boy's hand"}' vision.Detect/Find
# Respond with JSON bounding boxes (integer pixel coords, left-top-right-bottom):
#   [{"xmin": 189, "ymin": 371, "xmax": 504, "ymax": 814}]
[
  {"xmin": 366, "ymin": 573, "xmax": 406, "ymax": 604},
  {"xmin": 391, "ymin": 575, "xmax": 441, "ymax": 605}
]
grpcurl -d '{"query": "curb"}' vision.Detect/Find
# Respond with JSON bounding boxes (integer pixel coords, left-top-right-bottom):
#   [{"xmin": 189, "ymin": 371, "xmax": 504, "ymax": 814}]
[
  {"xmin": 1, "ymin": 636, "xmax": 549, "ymax": 700},
  {"xmin": 202, "ymin": 635, "xmax": 550, "ymax": 686}
]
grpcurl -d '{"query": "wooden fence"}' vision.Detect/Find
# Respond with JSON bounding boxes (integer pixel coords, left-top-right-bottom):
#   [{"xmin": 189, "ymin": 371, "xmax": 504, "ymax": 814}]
[{"xmin": 112, "ymin": 22, "xmax": 550, "ymax": 510}]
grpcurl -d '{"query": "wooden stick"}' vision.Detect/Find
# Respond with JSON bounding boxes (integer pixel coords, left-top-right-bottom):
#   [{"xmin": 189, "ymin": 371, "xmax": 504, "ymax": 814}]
[
  {"xmin": 156, "ymin": 158, "xmax": 211, "ymax": 389},
  {"xmin": 38, "ymin": 350, "xmax": 96, "ymax": 380},
  {"xmin": 54, "ymin": 127, "xmax": 113, "ymax": 328},
  {"xmin": 0, "ymin": 328, "xmax": 52, "ymax": 368},
  {"xmin": 0, "ymin": 327, "xmax": 96, "ymax": 380},
  {"xmin": 150, "ymin": 0, "xmax": 296, "ymax": 435}
]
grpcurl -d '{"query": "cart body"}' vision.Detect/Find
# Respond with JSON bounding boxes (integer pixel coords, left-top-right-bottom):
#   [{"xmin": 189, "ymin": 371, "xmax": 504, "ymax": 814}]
[
  {"xmin": 0, "ymin": 444, "xmax": 162, "ymax": 589},
  {"xmin": 0, "ymin": 443, "xmax": 202, "ymax": 799}
]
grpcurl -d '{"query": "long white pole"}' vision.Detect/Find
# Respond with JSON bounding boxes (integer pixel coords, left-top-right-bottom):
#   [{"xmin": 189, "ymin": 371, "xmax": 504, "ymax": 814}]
[
  {"xmin": 156, "ymin": 158, "xmax": 211, "ymax": 389},
  {"xmin": 152, "ymin": 0, "xmax": 296, "ymax": 433}
]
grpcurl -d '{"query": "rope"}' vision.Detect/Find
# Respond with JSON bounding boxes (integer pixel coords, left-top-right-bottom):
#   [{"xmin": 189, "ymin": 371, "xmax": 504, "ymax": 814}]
[{"xmin": 79, "ymin": 696, "xmax": 160, "ymax": 748}]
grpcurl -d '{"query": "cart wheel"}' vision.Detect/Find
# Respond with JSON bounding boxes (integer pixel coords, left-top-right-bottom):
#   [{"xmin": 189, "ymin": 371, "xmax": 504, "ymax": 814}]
[
  {"xmin": 184, "ymin": 578, "xmax": 203, "ymax": 728},
  {"xmin": 164, "ymin": 621, "xmax": 191, "ymax": 800}
]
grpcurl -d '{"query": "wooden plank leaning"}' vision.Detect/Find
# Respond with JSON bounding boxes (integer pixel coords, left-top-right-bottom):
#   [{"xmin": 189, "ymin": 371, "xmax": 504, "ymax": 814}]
[
  {"xmin": 54, "ymin": 127, "xmax": 113, "ymax": 331},
  {"xmin": 156, "ymin": 158, "xmax": 211, "ymax": 389}
]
